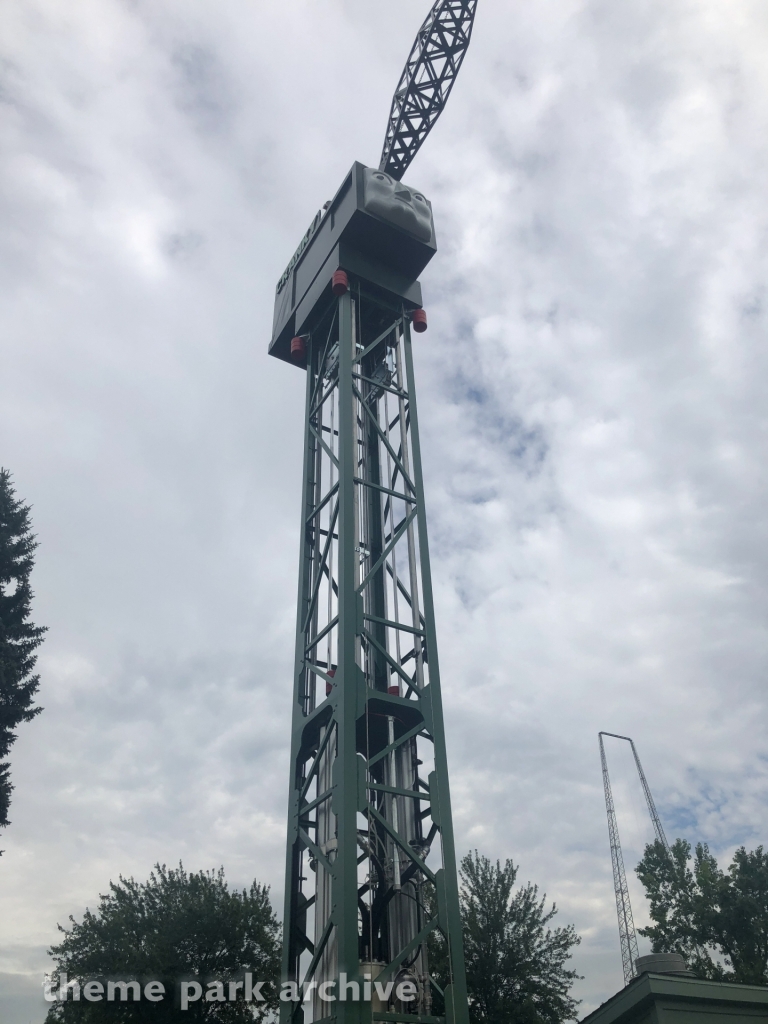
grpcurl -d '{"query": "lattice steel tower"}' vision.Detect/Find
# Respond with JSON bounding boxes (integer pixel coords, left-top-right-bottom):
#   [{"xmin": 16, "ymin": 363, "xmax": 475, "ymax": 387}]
[
  {"xmin": 598, "ymin": 732, "xmax": 670, "ymax": 986},
  {"xmin": 268, "ymin": 5, "xmax": 478, "ymax": 1024}
]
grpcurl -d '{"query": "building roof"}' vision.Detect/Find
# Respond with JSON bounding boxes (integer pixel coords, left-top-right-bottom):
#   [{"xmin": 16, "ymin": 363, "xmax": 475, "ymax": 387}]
[{"xmin": 581, "ymin": 972, "xmax": 768, "ymax": 1024}]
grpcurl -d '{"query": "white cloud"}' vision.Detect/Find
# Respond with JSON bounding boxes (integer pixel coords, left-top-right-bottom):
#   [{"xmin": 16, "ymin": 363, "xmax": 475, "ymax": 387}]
[{"xmin": 2, "ymin": 0, "xmax": 768, "ymax": 1019}]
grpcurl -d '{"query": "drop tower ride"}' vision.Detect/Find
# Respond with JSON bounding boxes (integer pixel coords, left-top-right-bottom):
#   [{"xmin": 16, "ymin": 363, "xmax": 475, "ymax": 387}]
[{"xmin": 268, "ymin": 6, "xmax": 478, "ymax": 1024}]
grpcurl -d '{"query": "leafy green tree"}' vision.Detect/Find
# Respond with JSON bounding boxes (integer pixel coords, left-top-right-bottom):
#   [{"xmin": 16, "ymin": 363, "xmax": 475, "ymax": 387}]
[
  {"xmin": 637, "ymin": 838, "xmax": 768, "ymax": 985},
  {"xmin": 0, "ymin": 468, "xmax": 45, "ymax": 837},
  {"xmin": 46, "ymin": 863, "xmax": 281, "ymax": 1021},
  {"xmin": 430, "ymin": 851, "xmax": 581, "ymax": 1024}
]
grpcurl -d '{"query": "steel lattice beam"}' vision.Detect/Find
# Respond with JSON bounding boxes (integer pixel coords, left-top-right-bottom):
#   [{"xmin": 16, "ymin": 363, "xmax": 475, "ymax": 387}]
[
  {"xmin": 278, "ymin": 281, "xmax": 469, "ymax": 1024},
  {"xmin": 379, "ymin": 0, "xmax": 478, "ymax": 181},
  {"xmin": 599, "ymin": 733, "xmax": 640, "ymax": 987},
  {"xmin": 601, "ymin": 732, "xmax": 670, "ymax": 854},
  {"xmin": 629, "ymin": 740, "xmax": 670, "ymax": 854},
  {"xmin": 598, "ymin": 731, "xmax": 671, "ymax": 986}
]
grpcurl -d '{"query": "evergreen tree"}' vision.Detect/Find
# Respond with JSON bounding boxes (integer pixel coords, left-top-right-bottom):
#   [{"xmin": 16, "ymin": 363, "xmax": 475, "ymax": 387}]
[
  {"xmin": 45, "ymin": 862, "xmax": 282, "ymax": 1021},
  {"xmin": 637, "ymin": 838, "xmax": 768, "ymax": 984},
  {"xmin": 0, "ymin": 468, "xmax": 45, "ymax": 835},
  {"xmin": 430, "ymin": 851, "xmax": 581, "ymax": 1024}
]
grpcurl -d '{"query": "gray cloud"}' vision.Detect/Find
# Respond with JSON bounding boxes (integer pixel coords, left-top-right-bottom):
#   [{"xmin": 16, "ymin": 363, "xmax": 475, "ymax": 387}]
[{"xmin": 2, "ymin": 0, "xmax": 768, "ymax": 1020}]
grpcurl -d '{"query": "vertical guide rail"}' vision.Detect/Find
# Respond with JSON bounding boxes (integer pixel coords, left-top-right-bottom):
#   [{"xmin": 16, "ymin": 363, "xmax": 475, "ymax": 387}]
[
  {"xmin": 598, "ymin": 732, "xmax": 640, "ymax": 987},
  {"xmin": 280, "ymin": 283, "xmax": 468, "ymax": 1024},
  {"xmin": 401, "ymin": 316, "xmax": 469, "ymax": 1020}
]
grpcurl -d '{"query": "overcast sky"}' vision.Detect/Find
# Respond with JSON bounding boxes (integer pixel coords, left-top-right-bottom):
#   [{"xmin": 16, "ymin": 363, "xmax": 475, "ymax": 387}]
[{"xmin": 2, "ymin": 0, "xmax": 768, "ymax": 1020}]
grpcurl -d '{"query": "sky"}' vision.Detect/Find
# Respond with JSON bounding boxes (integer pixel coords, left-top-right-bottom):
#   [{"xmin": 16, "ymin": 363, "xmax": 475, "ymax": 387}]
[{"xmin": 1, "ymin": 0, "xmax": 768, "ymax": 1020}]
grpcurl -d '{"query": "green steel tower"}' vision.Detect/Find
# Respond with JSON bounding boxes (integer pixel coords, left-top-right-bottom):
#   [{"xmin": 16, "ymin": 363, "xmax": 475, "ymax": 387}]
[{"xmin": 268, "ymin": 6, "xmax": 478, "ymax": 1023}]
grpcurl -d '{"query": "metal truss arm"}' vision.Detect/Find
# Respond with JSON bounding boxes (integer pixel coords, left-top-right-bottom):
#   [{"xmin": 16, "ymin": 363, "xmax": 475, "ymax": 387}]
[
  {"xmin": 379, "ymin": 0, "xmax": 479, "ymax": 180},
  {"xmin": 629, "ymin": 740, "xmax": 670, "ymax": 853},
  {"xmin": 600, "ymin": 731, "xmax": 671, "ymax": 854}
]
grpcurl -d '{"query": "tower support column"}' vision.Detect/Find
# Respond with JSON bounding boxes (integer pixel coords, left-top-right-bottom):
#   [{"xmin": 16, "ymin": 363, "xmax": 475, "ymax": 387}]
[{"xmin": 280, "ymin": 279, "xmax": 467, "ymax": 1024}]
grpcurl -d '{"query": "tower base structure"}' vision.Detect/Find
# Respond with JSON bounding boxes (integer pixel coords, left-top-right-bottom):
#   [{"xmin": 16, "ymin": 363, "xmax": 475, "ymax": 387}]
[{"xmin": 271, "ymin": 164, "xmax": 469, "ymax": 1024}]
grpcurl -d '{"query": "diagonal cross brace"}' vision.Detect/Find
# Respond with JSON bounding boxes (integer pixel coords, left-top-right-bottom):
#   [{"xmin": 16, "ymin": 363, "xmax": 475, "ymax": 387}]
[
  {"xmin": 357, "ymin": 506, "xmax": 418, "ymax": 596},
  {"xmin": 353, "ymin": 384, "xmax": 416, "ymax": 495},
  {"xmin": 301, "ymin": 917, "xmax": 334, "ymax": 988},
  {"xmin": 366, "ymin": 804, "xmax": 437, "ymax": 884},
  {"xmin": 299, "ymin": 827, "xmax": 334, "ymax": 878},
  {"xmin": 374, "ymin": 916, "xmax": 439, "ymax": 987},
  {"xmin": 361, "ymin": 626, "xmax": 420, "ymax": 694},
  {"xmin": 353, "ymin": 319, "xmax": 402, "ymax": 366},
  {"xmin": 299, "ymin": 722, "xmax": 336, "ymax": 801},
  {"xmin": 309, "ymin": 422, "xmax": 339, "ymax": 470},
  {"xmin": 302, "ymin": 499, "xmax": 339, "ymax": 633}
]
